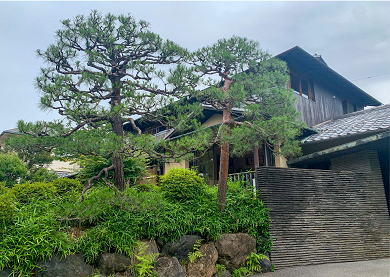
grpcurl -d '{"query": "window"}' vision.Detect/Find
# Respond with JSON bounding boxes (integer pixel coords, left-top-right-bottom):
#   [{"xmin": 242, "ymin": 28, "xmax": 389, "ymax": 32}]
[
  {"xmin": 342, "ymin": 100, "xmax": 348, "ymax": 114},
  {"xmin": 290, "ymin": 74, "xmax": 300, "ymax": 94},
  {"xmin": 288, "ymin": 71, "xmax": 315, "ymax": 101},
  {"xmin": 145, "ymin": 125, "xmax": 170, "ymax": 136},
  {"xmin": 342, "ymin": 100, "xmax": 358, "ymax": 114},
  {"xmin": 301, "ymin": 79, "xmax": 309, "ymax": 99}
]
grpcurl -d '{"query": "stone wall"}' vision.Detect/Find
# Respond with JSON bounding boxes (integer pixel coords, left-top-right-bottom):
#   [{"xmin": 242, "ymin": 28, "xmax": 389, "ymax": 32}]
[{"xmin": 0, "ymin": 233, "xmax": 271, "ymax": 277}]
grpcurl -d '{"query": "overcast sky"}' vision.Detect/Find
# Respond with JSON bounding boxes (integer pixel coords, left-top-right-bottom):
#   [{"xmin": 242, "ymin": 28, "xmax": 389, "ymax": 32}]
[{"xmin": 0, "ymin": 1, "xmax": 389, "ymax": 132}]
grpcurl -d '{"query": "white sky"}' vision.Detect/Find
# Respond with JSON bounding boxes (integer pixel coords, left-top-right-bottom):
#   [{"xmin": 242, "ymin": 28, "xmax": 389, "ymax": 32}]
[{"xmin": 0, "ymin": 1, "xmax": 389, "ymax": 132}]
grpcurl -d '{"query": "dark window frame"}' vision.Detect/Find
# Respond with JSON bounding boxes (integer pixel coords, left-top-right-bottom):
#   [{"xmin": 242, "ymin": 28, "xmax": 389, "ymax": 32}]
[
  {"xmin": 288, "ymin": 71, "xmax": 315, "ymax": 102},
  {"xmin": 341, "ymin": 99, "xmax": 358, "ymax": 115},
  {"xmin": 342, "ymin": 99, "xmax": 348, "ymax": 114}
]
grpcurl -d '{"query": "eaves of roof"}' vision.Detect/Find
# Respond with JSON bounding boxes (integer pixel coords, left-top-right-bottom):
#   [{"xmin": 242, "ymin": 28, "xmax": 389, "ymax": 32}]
[
  {"xmin": 276, "ymin": 46, "xmax": 382, "ymax": 107},
  {"xmin": 0, "ymin": 128, "xmax": 23, "ymax": 145},
  {"xmin": 0, "ymin": 128, "xmax": 22, "ymax": 136},
  {"xmin": 288, "ymin": 130, "xmax": 390, "ymax": 166}
]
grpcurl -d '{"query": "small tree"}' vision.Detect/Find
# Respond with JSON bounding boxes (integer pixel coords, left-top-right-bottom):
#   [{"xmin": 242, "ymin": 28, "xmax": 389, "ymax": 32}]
[
  {"xmin": 17, "ymin": 10, "xmax": 207, "ymax": 193},
  {"xmin": 3, "ymin": 135, "xmax": 54, "ymax": 170},
  {"xmin": 0, "ymin": 153, "xmax": 27, "ymax": 187},
  {"xmin": 190, "ymin": 36, "xmax": 304, "ymax": 210}
]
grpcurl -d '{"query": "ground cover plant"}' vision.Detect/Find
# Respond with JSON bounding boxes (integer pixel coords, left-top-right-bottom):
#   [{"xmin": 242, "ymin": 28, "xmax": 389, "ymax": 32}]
[{"xmin": 0, "ymin": 168, "xmax": 270, "ymax": 276}]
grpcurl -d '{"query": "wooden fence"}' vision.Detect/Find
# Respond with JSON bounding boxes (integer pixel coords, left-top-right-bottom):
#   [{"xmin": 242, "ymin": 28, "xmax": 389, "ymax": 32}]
[{"xmin": 229, "ymin": 171, "xmax": 257, "ymax": 192}]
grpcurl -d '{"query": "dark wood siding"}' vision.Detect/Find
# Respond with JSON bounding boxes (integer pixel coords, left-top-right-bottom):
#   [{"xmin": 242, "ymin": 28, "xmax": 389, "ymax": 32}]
[
  {"xmin": 295, "ymin": 81, "xmax": 344, "ymax": 127},
  {"xmin": 294, "ymin": 80, "xmax": 365, "ymax": 127}
]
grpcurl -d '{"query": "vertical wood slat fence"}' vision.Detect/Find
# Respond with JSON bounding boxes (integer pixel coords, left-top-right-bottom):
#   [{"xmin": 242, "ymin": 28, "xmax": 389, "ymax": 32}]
[
  {"xmin": 228, "ymin": 171, "xmax": 257, "ymax": 193},
  {"xmin": 256, "ymin": 166, "xmax": 390, "ymax": 269}
]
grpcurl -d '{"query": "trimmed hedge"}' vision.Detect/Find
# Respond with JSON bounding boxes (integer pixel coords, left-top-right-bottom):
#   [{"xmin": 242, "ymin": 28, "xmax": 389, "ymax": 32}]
[{"xmin": 161, "ymin": 168, "xmax": 211, "ymax": 202}]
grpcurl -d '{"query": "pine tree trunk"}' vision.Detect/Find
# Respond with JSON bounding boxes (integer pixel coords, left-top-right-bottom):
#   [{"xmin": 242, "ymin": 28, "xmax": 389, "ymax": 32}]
[
  {"xmin": 110, "ymin": 79, "xmax": 126, "ymax": 191},
  {"xmin": 111, "ymin": 115, "xmax": 126, "ymax": 191},
  {"xmin": 217, "ymin": 106, "xmax": 231, "ymax": 211},
  {"xmin": 112, "ymin": 153, "xmax": 125, "ymax": 191},
  {"xmin": 217, "ymin": 77, "xmax": 233, "ymax": 212}
]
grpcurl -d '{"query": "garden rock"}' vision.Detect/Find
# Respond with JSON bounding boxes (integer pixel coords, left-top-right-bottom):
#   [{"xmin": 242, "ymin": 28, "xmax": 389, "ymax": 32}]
[
  {"xmin": 152, "ymin": 256, "xmax": 186, "ymax": 277},
  {"xmin": 215, "ymin": 233, "xmax": 257, "ymax": 271},
  {"xmin": 214, "ymin": 269, "xmax": 231, "ymax": 277},
  {"xmin": 131, "ymin": 239, "xmax": 159, "ymax": 265},
  {"xmin": 156, "ymin": 237, "xmax": 165, "ymax": 248},
  {"xmin": 162, "ymin": 235, "xmax": 201, "ymax": 261},
  {"xmin": 99, "ymin": 253, "xmax": 131, "ymax": 275},
  {"xmin": 0, "ymin": 268, "xmax": 13, "ymax": 277},
  {"xmin": 258, "ymin": 257, "xmax": 272, "ymax": 273},
  {"xmin": 187, "ymin": 242, "xmax": 218, "ymax": 277},
  {"xmin": 36, "ymin": 254, "xmax": 93, "ymax": 277}
]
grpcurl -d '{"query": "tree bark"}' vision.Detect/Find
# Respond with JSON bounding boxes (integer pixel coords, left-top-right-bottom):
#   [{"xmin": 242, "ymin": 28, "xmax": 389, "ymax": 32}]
[
  {"xmin": 111, "ymin": 79, "xmax": 126, "ymax": 191},
  {"xmin": 111, "ymin": 115, "xmax": 126, "ymax": 191},
  {"xmin": 218, "ymin": 106, "xmax": 231, "ymax": 211},
  {"xmin": 217, "ymin": 78, "xmax": 233, "ymax": 211}
]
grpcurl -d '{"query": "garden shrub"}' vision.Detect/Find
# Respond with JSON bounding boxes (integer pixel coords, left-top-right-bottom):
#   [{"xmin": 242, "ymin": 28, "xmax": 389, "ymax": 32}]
[
  {"xmin": 224, "ymin": 179, "xmax": 271, "ymax": 252},
  {"xmin": 0, "ymin": 172, "xmax": 270, "ymax": 276},
  {"xmin": 27, "ymin": 167, "xmax": 58, "ymax": 183},
  {"xmin": 130, "ymin": 182, "xmax": 161, "ymax": 193},
  {"xmin": 0, "ymin": 153, "xmax": 27, "ymax": 187},
  {"xmin": 0, "ymin": 183, "xmax": 16, "ymax": 222},
  {"xmin": 11, "ymin": 181, "xmax": 57, "ymax": 204},
  {"xmin": 52, "ymin": 178, "xmax": 83, "ymax": 194},
  {"xmin": 160, "ymin": 168, "xmax": 211, "ymax": 202}
]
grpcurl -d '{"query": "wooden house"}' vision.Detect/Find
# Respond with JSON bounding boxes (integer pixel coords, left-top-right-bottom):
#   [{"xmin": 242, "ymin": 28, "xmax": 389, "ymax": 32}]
[{"xmin": 124, "ymin": 46, "xmax": 383, "ymax": 186}]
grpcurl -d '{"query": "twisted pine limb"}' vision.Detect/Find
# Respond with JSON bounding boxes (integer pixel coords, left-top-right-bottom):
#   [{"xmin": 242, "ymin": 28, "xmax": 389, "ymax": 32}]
[{"xmin": 80, "ymin": 164, "xmax": 115, "ymax": 202}]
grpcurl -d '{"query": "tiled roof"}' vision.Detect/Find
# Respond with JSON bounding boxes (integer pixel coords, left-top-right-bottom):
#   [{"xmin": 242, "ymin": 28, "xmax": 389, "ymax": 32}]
[
  {"xmin": 303, "ymin": 104, "xmax": 390, "ymax": 143},
  {"xmin": 1, "ymin": 128, "xmax": 20, "ymax": 135},
  {"xmin": 54, "ymin": 171, "xmax": 78, "ymax": 178}
]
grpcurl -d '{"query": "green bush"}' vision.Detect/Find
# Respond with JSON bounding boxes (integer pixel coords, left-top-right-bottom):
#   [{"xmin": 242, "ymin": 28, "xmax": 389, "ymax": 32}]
[
  {"xmin": 0, "ymin": 172, "xmax": 270, "ymax": 276},
  {"xmin": 69, "ymin": 180, "xmax": 270, "ymax": 263},
  {"xmin": 0, "ymin": 183, "xmax": 16, "ymax": 222},
  {"xmin": 130, "ymin": 182, "xmax": 161, "ymax": 193},
  {"xmin": 160, "ymin": 168, "xmax": 211, "ymax": 202},
  {"xmin": 52, "ymin": 178, "xmax": 83, "ymax": 194},
  {"xmin": 28, "ymin": 167, "xmax": 58, "ymax": 183},
  {"xmin": 0, "ymin": 153, "xmax": 27, "ymax": 187},
  {"xmin": 11, "ymin": 181, "xmax": 57, "ymax": 204}
]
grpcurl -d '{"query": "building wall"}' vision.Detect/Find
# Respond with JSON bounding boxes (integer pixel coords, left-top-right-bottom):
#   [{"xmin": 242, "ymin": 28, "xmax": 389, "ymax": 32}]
[
  {"xmin": 203, "ymin": 114, "xmax": 223, "ymax": 127},
  {"xmin": 330, "ymin": 149, "xmax": 389, "ymax": 213},
  {"xmin": 47, "ymin": 160, "xmax": 79, "ymax": 173},
  {"xmin": 256, "ymin": 166, "xmax": 390, "ymax": 268},
  {"xmin": 330, "ymin": 150, "xmax": 383, "ymax": 183},
  {"xmin": 202, "ymin": 113, "xmax": 236, "ymax": 128},
  {"xmin": 294, "ymin": 81, "xmax": 363, "ymax": 127},
  {"xmin": 163, "ymin": 159, "xmax": 189, "ymax": 174},
  {"xmin": 274, "ymin": 144, "xmax": 288, "ymax": 168}
]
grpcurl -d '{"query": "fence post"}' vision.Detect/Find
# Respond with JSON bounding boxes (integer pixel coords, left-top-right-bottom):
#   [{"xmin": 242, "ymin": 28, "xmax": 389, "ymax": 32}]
[{"xmin": 252, "ymin": 178, "xmax": 256, "ymax": 197}]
